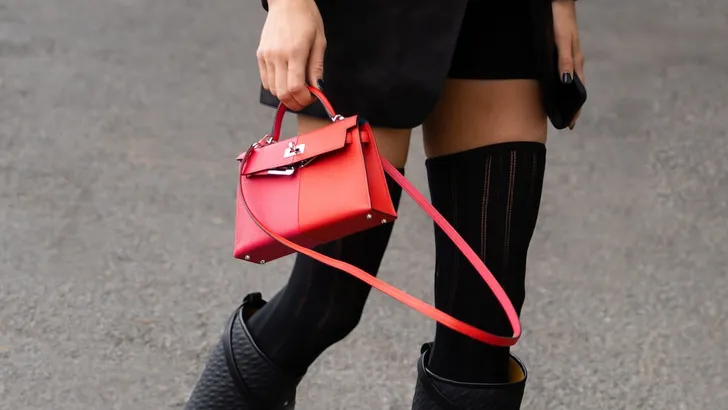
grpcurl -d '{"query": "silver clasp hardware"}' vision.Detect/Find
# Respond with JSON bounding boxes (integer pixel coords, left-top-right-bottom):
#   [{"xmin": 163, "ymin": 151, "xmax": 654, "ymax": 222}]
[
  {"xmin": 251, "ymin": 135, "xmax": 274, "ymax": 150},
  {"xmin": 267, "ymin": 167, "xmax": 295, "ymax": 176},
  {"xmin": 283, "ymin": 142, "xmax": 305, "ymax": 158}
]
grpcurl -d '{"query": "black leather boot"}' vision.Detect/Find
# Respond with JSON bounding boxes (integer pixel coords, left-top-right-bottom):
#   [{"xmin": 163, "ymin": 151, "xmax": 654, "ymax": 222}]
[
  {"xmin": 185, "ymin": 293, "xmax": 306, "ymax": 410},
  {"xmin": 412, "ymin": 343, "xmax": 527, "ymax": 410}
]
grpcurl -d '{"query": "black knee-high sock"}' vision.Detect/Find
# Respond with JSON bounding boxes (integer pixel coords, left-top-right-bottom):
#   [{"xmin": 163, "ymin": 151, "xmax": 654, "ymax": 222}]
[
  {"xmin": 247, "ymin": 169, "xmax": 404, "ymax": 371},
  {"xmin": 426, "ymin": 142, "xmax": 546, "ymax": 383}
]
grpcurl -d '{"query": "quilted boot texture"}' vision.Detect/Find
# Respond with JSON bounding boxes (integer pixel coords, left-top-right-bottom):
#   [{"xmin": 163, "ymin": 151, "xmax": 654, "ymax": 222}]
[
  {"xmin": 411, "ymin": 343, "xmax": 527, "ymax": 410},
  {"xmin": 185, "ymin": 293, "xmax": 306, "ymax": 410}
]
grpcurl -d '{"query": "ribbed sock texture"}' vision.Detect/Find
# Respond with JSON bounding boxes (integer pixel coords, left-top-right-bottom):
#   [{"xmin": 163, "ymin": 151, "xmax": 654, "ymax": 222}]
[
  {"xmin": 425, "ymin": 142, "xmax": 546, "ymax": 383},
  {"xmin": 247, "ymin": 169, "xmax": 404, "ymax": 371}
]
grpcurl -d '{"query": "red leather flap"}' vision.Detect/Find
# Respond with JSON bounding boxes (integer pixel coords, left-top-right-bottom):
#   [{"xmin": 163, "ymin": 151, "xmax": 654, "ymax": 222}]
[{"xmin": 240, "ymin": 116, "xmax": 359, "ymax": 176}]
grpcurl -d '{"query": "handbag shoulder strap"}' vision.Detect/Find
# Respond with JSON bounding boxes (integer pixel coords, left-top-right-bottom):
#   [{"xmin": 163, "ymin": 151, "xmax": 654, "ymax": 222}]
[
  {"xmin": 238, "ymin": 144, "xmax": 521, "ymax": 348},
  {"xmin": 378, "ymin": 160, "xmax": 521, "ymax": 346}
]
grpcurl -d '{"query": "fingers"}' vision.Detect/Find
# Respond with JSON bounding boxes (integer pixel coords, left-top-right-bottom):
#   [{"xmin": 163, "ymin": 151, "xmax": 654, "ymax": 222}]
[
  {"xmin": 257, "ymin": 50, "xmax": 270, "ymax": 91},
  {"xmin": 552, "ymin": 0, "xmax": 584, "ymax": 130},
  {"xmin": 307, "ymin": 35, "xmax": 326, "ymax": 89},
  {"xmin": 257, "ymin": 47, "xmax": 314, "ymax": 111},
  {"xmin": 569, "ymin": 37, "xmax": 584, "ymax": 130},
  {"xmin": 556, "ymin": 34, "xmax": 575, "ymax": 84},
  {"xmin": 257, "ymin": 48, "xmax": 278, "ymax": 96},
  {"xmin": 268, "ymin": 64, "xmax": 278, "ymax": 100},
  {"xmin": 573, "ymin": 37, "xmax": 585, "ymax": 84},
  {"xmin": 258, "ymin": 32, "xmax": 326, "ymax": 111},
  {"xmin": 553, "ymin": 0, "xmax": 577, "ymax": 84},
  {"xmin": 256, "ymin": 50, "xmax": 306, "ymax": 111},
  {"xmin": 272, "ymin": 58, "xmax": 298, "ymax": 109},
  {"xmin": 287, "ymin": 57, "xmax": 314, "ymax": 111}
]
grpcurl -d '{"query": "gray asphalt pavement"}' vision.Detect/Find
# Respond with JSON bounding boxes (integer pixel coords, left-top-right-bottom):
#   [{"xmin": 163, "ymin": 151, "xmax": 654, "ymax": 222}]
[{"xmin": 1, "ymin": 1, "xmax": 727, "ymax": 409}]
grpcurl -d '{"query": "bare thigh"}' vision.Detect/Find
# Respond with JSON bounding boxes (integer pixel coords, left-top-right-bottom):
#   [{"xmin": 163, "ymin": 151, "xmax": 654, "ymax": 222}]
[
  {"xmin": 298, "ymin": 115, "xmax": 412, "ymax": 168},
  {"xmin": 423, "ymin": 79, "xmax": 547, "ymax": 157}
]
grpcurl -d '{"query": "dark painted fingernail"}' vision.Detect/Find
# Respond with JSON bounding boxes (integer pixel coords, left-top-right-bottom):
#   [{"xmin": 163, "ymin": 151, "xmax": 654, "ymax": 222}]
[
  {"xmin": 561, "ymin": 72, "xmax": 573, "ymax": 84},
  {"xmin": 317, "ymin": 79, "xmax": 325, "ymax": 90}
]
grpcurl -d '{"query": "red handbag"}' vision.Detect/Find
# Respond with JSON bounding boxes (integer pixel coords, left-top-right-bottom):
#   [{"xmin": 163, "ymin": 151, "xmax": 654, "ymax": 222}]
[{"xmin": 235, "ymin": 86, "xmax": 521, "ymax": 347}]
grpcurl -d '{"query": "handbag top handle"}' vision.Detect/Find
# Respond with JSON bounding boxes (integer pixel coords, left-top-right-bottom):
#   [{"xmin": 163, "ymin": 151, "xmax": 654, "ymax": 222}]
[{"xmin": 268, "ymin": 86, "xmax": 342, "ymax": 143}]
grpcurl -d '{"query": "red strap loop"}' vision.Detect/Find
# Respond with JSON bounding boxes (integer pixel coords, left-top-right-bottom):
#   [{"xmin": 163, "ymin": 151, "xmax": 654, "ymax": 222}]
[{"xmin": 269, "ymin": 86, "xmax": 338, "ymax": 142}]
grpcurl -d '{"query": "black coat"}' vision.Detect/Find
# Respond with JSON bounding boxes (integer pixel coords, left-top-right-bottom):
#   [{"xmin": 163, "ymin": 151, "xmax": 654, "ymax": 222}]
[{"xmin": 260, "ymin": 0, "xmax": 560, "ymax": 130}]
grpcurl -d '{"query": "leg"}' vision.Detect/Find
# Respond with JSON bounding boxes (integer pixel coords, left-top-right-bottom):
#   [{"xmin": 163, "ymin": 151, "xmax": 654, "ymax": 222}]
[
  {"xmin": 428, "ymin": 78, "xmax": 547, "ymax": 371},
  {"xmin": 185, "ymin": 115, "xmax": 411, "ymax": 410},
  {"xmin": 410, "ymin": 0, "xmax": 549, "ymax": 406},
  {"xmin": 413, "ymin": 79, "xmax": 546, "ymax": 408},
  {"xmin": 413, "ymin": 79, "xmax": 547, "ymax": 410}
]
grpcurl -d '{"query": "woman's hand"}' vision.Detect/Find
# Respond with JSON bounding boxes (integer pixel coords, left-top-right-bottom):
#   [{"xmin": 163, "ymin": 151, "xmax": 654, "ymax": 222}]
[
  {"xmin": 257, "ymin": 0, "xmax": 326, "ymax": 111},
  {"xmin": 552, "ymin": 0, "xmax": 584, "ymax": 129}
]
